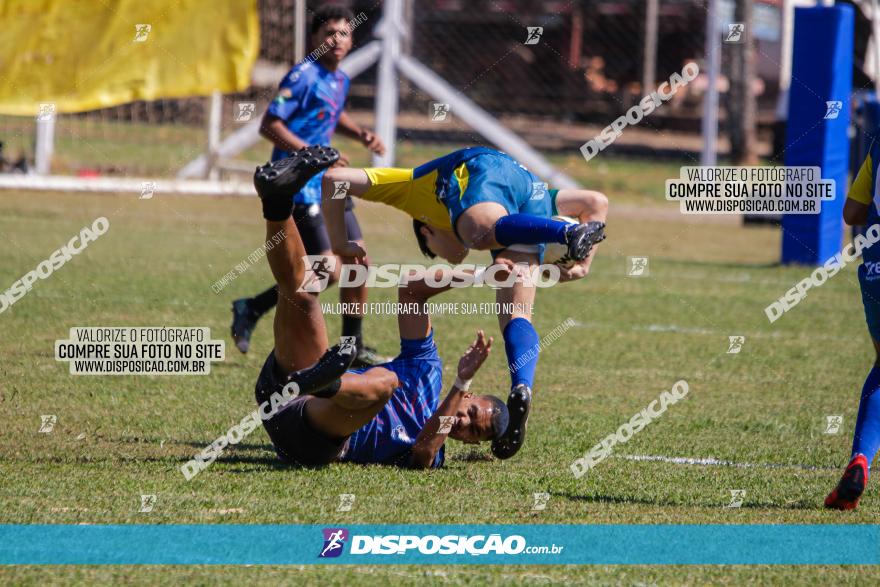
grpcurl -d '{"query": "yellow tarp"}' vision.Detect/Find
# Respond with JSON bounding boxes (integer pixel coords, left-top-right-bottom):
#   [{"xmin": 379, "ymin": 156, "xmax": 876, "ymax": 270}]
[{"xmin": 0, "ymin": 0, "xmax": 259, "ymax": 115}]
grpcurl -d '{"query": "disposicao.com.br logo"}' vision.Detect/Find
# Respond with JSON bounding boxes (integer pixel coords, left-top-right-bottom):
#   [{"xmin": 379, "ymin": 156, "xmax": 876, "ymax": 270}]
[{"xmin": 318, "ymin": 528, "xmax": 564, "ymax": 557}]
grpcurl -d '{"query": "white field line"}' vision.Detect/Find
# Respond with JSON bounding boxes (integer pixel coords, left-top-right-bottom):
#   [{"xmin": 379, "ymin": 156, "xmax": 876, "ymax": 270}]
[
  {"xmin": 619, "ymin": 453, "xmax": 839, "ymax": 471},
  {"xmin": 566, "ymin": 319, "xmax": 862, "ymax": 344},
  {"xmin": 0, "ymin": 174, "xmax": 256, "ymax": 196}
]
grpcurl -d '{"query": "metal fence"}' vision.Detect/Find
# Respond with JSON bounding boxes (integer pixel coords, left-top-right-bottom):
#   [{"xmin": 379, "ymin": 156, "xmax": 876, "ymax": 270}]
[{"xmin": 0, "ymin": 0, "xmax": 792, "ymax": 179}]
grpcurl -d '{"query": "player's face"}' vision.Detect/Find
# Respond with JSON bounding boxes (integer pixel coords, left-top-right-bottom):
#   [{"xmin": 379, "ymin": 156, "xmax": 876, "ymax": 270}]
[
  {"xmin": 422, "ymin": 226, "xmax": 468, "ymax": 263},
  {"xmin": 449, "ymin": 395, "xmax": 496, "ymax": 444},
  {"xmin": 315, "ymin": 19, "xmax": 353, "ymax": 66}
]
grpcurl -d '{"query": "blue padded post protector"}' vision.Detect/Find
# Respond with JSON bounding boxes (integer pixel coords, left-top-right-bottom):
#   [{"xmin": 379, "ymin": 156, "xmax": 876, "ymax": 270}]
[{"xmin": 782, "ymin": 5, "xmax": 853, "ymax": 264}]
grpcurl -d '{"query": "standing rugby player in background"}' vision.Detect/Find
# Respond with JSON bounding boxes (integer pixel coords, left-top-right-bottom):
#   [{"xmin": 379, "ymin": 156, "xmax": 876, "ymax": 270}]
[
  {"xmin": 825, "ymin": 143, "xmax": 880, "ymax": 510},
  {"xmin": 231, "ymin": 5, "xmax": 387, "ymax": 367}
]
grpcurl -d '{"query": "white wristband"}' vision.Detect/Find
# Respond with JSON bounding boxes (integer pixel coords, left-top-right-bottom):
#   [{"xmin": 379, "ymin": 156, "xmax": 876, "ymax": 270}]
[{"xmin": 454, "ymin": 376, "xmax": 472, "ymax": 391}]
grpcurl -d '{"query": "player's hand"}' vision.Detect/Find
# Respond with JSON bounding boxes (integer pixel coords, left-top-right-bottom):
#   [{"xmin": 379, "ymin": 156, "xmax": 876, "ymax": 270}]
[
  {"xmin": 332, "ymin": 152, "xmax": 350, "ymax": 168},
  {"xmin": 457, "ymin": 330, "xmax": 493, "ymax": 381},
  {"xmin": 360, "ymin": 129, "xmax": 385, "ymax": 156},
  {"xmin": 340, "ymin": 252, "xmax": 370, "ymax": 268},
  {"xmin": 333, "ymin": 241, "xmax": 367, "ymax": 263},
  {"xmin": 558, "ymin": 261, "xmax": 588, "ymax": 282},
  {"xmin": 493, "ymin": 258, "xmax": 532, "ymax": 284}
]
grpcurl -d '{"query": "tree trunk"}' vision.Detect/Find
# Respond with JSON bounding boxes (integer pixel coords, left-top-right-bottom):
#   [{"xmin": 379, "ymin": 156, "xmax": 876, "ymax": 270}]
[{"xmin": 728, "ymin": 0, "xmax": 759, "ymax": 164}]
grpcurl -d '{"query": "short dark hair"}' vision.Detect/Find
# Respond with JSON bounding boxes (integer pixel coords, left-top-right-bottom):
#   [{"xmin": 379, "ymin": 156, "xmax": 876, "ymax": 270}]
[
  {"xmin": 485, "ymin": 395, "xmax": 509, "ymax": 441},
  {"xmin": 310, "ymin": 5, "xmax": 356, "ymax": 35},
  {"xmin": 412, "ymin": 219, "xmax": 436, "ymax": 259}
]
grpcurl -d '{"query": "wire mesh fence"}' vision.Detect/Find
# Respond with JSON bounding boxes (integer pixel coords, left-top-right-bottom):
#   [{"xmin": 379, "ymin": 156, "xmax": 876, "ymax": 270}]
[{"xmin": 0, "ymin": 0, "xmax": 789, "ymax": 179}]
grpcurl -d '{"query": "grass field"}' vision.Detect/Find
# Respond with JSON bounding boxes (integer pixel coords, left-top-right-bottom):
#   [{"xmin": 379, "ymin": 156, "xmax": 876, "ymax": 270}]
[{"xmin": 0, "ymin": 151, "xmax": 878, "ymax": 584}]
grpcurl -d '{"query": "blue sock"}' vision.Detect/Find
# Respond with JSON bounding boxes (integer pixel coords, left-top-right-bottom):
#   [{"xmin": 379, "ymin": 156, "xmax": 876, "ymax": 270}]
[
  {"xmin": 503, "ymin": 317, "xmax": 540, "ymax": 389},
  {"xmin": 852, "ymin": 366, "xmax": 880, "ymax": 469},
  {"xmin": 494, "ymin": 214, "xmax": 569, "ymax": 246}
]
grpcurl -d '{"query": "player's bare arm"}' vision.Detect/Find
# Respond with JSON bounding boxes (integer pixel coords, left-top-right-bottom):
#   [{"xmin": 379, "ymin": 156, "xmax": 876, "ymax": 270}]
[
  {"xmin": 321, "ymin": 167, "xmax": 372, "ymax": 260},
  {"xmin": 396, "ymin": 265, "xmax": 473, "ymax": 338},
  {"xmin": 259, "ymin": 113, "xmax": 309, "ymax": 153},
  {"xmin": 336, "ymin": 111, "xmax": 386, "ymax": 156},
  {"xmin": 554, "ymin": 189, "xmax": 609, "ymax": 282},
  {"xmin": 410, "ymin": 330, "xmax": 493, "ymax": 469},
  {"xmin": 844, "ymin": 196, "xmax": 870, "ymax": 226}
]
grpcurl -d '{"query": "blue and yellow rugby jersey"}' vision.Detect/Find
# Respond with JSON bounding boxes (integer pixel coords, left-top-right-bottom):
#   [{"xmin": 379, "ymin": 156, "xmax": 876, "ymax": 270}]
[
  {"xmin": 849, "ymin": 140, "xmax": 880, "ymax": 263},
  {"xmin": 850, "ymin": 141, "xmax": 880, "ymax": 340},
  {"xmin": 340, "ymin": 331, "xmax": 445, "ymax": 468},
  {"xmin": 360, "ymin": 147, "xmax": 545, "ymax": 231}
]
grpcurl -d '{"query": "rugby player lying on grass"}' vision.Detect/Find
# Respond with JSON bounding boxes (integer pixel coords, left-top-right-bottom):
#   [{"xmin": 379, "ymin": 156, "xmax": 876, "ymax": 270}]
[
  {"xmin": 318, "ymin": 146, "xmax": 608, "ymax": 460},
  {"xmin": 251, "ymin": 146, "xmax": 508, "ymax": 468}
]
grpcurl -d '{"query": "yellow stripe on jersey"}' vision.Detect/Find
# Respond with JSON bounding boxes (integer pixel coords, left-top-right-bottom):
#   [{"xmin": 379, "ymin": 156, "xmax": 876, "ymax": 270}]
[
  {"xmin": 454, "ymin": 163, "xmax": 469, "ymax": 199},
  {"xmin": 362, "ymin": 167, "xmax": 452, "ymax": 230},
  {"xmin": 850, "ymin": 153, "xmax": 874, "ymax": 206}
]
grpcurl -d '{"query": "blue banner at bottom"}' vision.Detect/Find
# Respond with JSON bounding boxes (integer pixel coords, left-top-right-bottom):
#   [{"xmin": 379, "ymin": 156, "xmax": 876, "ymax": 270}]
[{"xmin": 0, "ymin": 525, "xmax": 878, "ymax": 565}]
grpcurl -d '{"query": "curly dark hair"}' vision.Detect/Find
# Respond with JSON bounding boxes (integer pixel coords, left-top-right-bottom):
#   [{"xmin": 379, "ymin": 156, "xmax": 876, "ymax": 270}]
[
  {"xmin": 485, "ymin": 395, "xmax": 510, "ymax": 441},
  {"xmin": 310, "ymin": 5, "xmax": 356, "ymax": 35}
]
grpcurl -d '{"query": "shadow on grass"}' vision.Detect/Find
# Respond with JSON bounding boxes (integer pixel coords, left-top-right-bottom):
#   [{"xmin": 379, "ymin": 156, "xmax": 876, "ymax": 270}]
[
  {"xmin": 452, "ymin": 450, "xmax": 495, "ymax": 463},
  {"xmin": 114, "ymin": 436, "xmax": 270, "ymax": 452}
]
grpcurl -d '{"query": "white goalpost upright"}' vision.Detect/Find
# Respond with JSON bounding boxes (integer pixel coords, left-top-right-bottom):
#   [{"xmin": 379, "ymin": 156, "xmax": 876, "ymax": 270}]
[
  {"xmin": 701, "ymin": 0, "xmax": 720, "ymax": 166},
  {"xmin": 176, "ymin": 40, "xmax": 383, "ymax": 182},
  {"xmin": 372, "ymin": 0, "xmax": 403, "ymax": 167}
]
